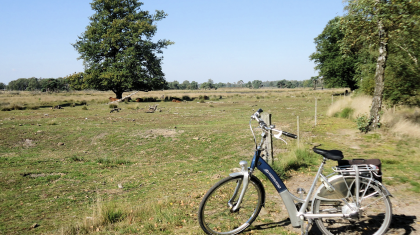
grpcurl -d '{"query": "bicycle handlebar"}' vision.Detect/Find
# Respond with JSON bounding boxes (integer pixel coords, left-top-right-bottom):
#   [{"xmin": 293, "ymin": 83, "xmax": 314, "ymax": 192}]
[
  {"xmin": 281, "ymin": 131, "xmax": 298, "ymax": 139},
  {"xmin": 251, "ymin": 108, "xmax": 298, "ymax": 139}
]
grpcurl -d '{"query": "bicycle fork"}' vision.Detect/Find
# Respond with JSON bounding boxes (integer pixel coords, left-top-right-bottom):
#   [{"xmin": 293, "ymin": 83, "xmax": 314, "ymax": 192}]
[{"xmin": 228, "ymin": 160, "xmax": 249, "ymax": 212}]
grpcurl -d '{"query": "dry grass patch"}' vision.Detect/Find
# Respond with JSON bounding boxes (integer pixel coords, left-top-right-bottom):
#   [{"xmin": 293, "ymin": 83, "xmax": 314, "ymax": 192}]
[{"xmin": 327, "ymin": 95, "xmax": 371, "ymax": 119}]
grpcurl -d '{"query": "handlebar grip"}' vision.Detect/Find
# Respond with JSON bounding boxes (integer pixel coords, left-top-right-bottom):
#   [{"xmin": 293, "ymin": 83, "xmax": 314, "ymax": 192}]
[
  {"xmin": 253, "ymin": 108, "xmax": 264, "ymax": 119},
  {"xmin": 282, "ymin": 131, "xmax": 298, "ymax": 139}
]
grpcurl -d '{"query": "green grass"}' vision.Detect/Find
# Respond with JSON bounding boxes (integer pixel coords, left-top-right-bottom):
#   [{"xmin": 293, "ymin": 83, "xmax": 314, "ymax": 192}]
[{"xmin": 0, "ymin": 88, "xmax": 418, "ymax": 234}]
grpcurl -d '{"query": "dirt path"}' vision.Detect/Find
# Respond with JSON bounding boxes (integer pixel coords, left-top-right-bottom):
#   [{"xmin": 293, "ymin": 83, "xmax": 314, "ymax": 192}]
[{"xmin": 260, "ymin": 172, "xmax": 420, "ymax": 234}]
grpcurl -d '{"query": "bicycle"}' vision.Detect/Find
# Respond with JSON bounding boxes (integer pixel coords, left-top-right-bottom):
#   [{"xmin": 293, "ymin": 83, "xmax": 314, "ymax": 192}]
[{"xmin": 198, "ymin": 109, "xmax": 392, "ymax": 235}]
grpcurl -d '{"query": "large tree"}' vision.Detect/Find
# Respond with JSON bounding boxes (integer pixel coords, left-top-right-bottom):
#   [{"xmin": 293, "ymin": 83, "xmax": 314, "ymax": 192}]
[
  {"xmin": 72, "ymin": 0, "xmax": 173, "ymax": 99},
  {"xmin": 342, "ymin": 0, "xmax": 420, "ymax": 130},
  {"xmin": 310, "ymin": 17, "xmax": 359, "ymax": 91}
]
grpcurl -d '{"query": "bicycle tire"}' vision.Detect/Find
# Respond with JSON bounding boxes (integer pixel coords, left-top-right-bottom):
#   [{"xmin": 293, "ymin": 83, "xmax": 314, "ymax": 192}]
[
  {"xmin": 313, "ymin": 176, "xmax": 392, "ymax": 235},
  {"xmin": 198, "ymin": 175, "xmax": 264, "ymax": 235}
]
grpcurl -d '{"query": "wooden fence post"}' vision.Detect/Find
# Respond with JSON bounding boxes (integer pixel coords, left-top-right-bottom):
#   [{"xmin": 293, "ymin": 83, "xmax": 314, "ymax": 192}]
[
  {"xmin": 297, "ymin": 116, "xmax": 300, "ymax": 147},
  {"xmin": 315, "ymin": 98, "xmax": 317, "ymax": 126},
  {"xmin": 262, "ymin": 113, "xmax": 273, "ymax": 165}
]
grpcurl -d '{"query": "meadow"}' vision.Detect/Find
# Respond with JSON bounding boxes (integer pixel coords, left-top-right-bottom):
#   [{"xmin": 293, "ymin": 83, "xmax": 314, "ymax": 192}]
[{"xmin": 0, "ymin": 88, "xmax": 419, "ymax": 234}]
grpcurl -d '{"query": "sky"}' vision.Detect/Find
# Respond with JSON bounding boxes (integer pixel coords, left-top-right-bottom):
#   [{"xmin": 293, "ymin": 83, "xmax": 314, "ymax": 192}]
[{"xmin": 0, "ymin": 0, "xmax": 347, "ymax": 85}]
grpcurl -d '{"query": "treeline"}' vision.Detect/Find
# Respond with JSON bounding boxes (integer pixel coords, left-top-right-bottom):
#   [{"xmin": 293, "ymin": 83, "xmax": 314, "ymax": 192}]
[
  {"xmin": 3, "ymin": 77, "xmax": 316, "ymax": 91},
  {"xmin": 166, "ymin": 79, "xmax": 314, "ymax": 90},
  {"xmin": 3, "ymin": 77, "xmax": 69, "ymax": 92}
]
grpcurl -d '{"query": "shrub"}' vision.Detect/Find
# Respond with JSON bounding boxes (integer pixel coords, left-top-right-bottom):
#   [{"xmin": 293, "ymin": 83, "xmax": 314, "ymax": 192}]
[
  {"xmin": 143, "ymin": 97, "xmax": 157, "ymax": 102},
  {"xmin": 27, "ymin": 105, "xmax": 39, "ymax": 110},
  {"xmin": 182, "ymin": 95, "xmax": 192, "ymax": 101},
  {"xmin": 109, "ymin": 104, "xmax": 118, "ymax": 109},
  {"xmin": 198, "ymin": 95, "xmax": 209, "ymax": 100},
  {"xmin": 11, "ymin": 104, "xmax": 25, "ymax": 110},
  {"xmin": 82, "ymin": 106, "xmax": 88, "ymax": 110},
  {"xmin": 356, "ymin": 114, "xmax": 371, "ymax": 133}
]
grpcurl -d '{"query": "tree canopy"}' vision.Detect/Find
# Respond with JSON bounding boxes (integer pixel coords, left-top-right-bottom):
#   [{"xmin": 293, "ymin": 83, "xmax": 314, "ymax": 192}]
[
  {"xmin": 310, "ymin": 16, "xmax": 359, "ymax": 91},
  {"xmin": 341, "ymin": 0, "xmax": 420, "ymax": 130},
  {"xmin": 72, "ymin": 0, "xmax": 173, "ymax": 98}
]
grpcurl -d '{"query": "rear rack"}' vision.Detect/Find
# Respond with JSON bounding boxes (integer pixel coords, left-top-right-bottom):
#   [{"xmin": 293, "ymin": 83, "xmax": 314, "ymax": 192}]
[{"xmin": 332, "ymin": 164, "xmax": 380, "ymax": 181}]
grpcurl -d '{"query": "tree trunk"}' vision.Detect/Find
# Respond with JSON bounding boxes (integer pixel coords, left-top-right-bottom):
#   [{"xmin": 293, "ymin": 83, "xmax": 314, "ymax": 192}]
[
  {"xmin": 114, "ymin": 91, "xmax": 123, "ymax": 99},
  {"xmin": 369, "ymin": 18, "xmax": 388, "ymax": 130}
]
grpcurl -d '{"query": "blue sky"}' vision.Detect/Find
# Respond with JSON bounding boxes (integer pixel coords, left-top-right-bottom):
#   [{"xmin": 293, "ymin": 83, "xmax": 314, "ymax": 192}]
[{"xmin": 0, "ymin": 0, "xmax": 346, "ymax": 85}]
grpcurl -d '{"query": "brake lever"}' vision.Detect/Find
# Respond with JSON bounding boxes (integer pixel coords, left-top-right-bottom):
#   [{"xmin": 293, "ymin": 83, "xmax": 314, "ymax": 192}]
[{"xmin": 272, "ymin": 129, "xmax": 288, "ymax": 145}]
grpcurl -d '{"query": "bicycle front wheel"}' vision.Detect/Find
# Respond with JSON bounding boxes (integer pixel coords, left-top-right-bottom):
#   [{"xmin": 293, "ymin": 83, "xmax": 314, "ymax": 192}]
[
  {"xmin": 313, "ymin": 176, "xmax": 392, "ymax": 235},
  {"xmin": 198, "ymin": 175, "xmax": 264, "ymax": 235}
]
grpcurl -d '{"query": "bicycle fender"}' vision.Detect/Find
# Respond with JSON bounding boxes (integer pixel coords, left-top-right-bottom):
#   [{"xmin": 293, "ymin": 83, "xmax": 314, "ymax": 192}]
[{"xmin": 229, "ymin": 172, "xmax": 244, "ymax": 178}]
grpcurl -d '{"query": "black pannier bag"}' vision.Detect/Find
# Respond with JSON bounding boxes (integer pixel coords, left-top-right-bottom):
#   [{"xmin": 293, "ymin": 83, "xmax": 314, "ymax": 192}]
[{"xmin": 337, "ymin": 159, "xmax": 382, "ymax": 183}]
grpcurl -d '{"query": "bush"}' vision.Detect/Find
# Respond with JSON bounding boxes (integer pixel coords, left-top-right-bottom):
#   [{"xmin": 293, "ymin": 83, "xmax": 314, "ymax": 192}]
[
  {"xmin": 11, "ymin": 104, "xmax": 25, "ymax": 110},
  {"xmin": 198, "ymin": 95, "xmax": 209, "ymax": 100},
  {"xmin": 356, "ymin": 114, "xmax": 371, "ymax": 133},
  {"xmin": 109, "ymin": 104, "xmax": 118, "ymax": 109},
  {"xmin": 210, "ymin": 95, "xmax": 221, "ymax": 101},
  {"xmin": 143, "ymin": 97, "xmax": 157, "ymax": 102},
  {"xmin": 27, "ymin": 105, "xmax": 39, "ymax": 110},
  {"xmin": 82, "ymin": 106, "xmax": 88, "ymax": 110},
  {"xmin": 182, "ymin": 95, "xmax": 192, "ymax": 101}
]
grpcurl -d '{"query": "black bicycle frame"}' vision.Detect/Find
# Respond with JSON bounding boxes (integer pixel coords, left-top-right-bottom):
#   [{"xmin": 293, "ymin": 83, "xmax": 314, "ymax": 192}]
[{"xmin": 250, "ymin": 149, "xmax": 288, "ymax": 194}]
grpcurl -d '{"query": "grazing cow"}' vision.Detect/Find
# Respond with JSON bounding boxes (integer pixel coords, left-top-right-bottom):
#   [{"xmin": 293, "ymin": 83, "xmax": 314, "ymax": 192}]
[
  {"xmin": 109, "ymin": 97, "xmax": 119, "ymax": 102},
  {"xmin": 135, "ymin": 98, "xmax": 142, "ymax": 102},
  {"xmin": 172, "ymin": 99, "xmax": 177, "ymax": 102}
]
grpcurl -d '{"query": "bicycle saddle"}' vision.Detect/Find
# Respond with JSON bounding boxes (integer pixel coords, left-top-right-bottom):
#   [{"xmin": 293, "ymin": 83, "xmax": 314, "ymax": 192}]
[{"xmin": 313, "ymin": 147, "xmax": 344, "ymax": 161}]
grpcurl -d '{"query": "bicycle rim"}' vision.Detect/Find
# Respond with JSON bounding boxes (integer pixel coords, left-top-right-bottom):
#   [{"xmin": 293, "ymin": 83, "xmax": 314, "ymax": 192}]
[
  {"xmin": 198, "ymin": 176, "xmax": 263, "ymax": 235},
  {"xmin": 313, "ymin": 178, "xmax": 392, "ymax": 235}
]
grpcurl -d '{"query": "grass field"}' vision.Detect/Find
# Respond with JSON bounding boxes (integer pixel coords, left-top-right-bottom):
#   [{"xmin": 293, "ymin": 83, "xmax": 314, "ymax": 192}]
[{"xmin": 0, "ymin": 88, "xmax": 419, "ymax": 234}]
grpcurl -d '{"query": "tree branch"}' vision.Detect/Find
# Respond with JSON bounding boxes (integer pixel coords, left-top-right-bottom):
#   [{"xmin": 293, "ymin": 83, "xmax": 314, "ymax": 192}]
[{"xmin": 394, "ymin": 42, "xmax": 418, "ymax": 66}]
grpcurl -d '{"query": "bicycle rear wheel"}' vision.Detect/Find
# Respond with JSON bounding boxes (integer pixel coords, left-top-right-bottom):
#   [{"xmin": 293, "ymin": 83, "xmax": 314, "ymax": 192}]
[
  {"xmin": 313, "ymin": 176, "xmax": 392, "ymax": 235},
  {"xmin": 198, "ymin": 175, "xmax": 264, "ymax": 235}
]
